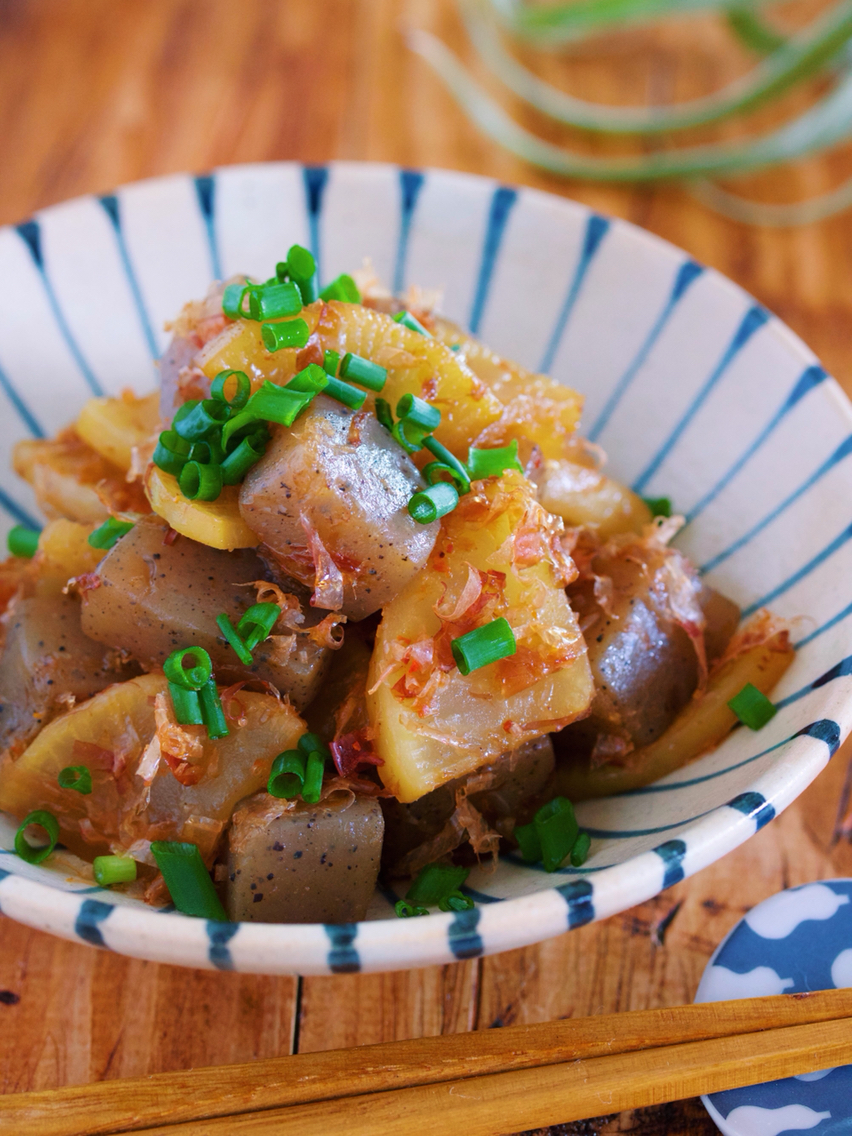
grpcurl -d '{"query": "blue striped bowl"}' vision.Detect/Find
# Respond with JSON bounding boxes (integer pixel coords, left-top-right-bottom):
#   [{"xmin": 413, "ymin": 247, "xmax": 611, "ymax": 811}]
[{"xmin": 0, "ymin": 162, "xmax": 849, "ymax": 975}]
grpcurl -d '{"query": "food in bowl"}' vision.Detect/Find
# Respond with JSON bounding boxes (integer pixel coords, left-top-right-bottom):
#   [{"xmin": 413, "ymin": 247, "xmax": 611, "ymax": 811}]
[{"xmin": 0, "ymin": 247, "xmax": 794, "ymax": 924}]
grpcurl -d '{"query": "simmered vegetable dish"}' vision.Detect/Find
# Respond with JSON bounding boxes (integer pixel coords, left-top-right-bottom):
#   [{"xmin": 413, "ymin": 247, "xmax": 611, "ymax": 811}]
[{"xmin": 0, "ymin": 250, "xmax": 794, "ymax": 923}]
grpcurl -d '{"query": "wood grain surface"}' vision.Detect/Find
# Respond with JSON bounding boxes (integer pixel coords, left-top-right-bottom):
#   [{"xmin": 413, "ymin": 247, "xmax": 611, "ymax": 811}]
[{"xmin": 1, "ymin": 1, "xmax": 852, "ymax": 1133}]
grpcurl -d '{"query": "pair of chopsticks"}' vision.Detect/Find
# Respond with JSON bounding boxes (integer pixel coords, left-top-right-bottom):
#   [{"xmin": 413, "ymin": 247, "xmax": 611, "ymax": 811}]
[{"xmin": 3, "ymin": 989, "xmax": 852, "ymax": 1136}]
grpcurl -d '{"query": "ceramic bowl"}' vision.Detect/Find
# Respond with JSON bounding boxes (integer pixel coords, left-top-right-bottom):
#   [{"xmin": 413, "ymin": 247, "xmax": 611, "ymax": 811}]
[{"xmin": 0, "ymin": 161, "xmax": 850, "ymax": 974}]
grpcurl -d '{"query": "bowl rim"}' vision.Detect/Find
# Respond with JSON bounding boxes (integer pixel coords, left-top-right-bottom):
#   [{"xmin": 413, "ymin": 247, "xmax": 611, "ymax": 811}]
[{"xmin": 1, "ymin": 158, "xmax": 851, "ymax": 975}]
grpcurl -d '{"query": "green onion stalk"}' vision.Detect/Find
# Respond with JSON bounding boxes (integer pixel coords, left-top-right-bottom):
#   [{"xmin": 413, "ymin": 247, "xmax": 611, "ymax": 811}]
[{"xmin": 407, "ymin": 0, "xmax": 852, "ymax": 225}]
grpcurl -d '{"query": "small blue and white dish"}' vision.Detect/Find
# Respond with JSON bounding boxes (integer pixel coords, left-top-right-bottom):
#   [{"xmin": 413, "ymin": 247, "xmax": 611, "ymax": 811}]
[
  {"xmin": 0, "ymin": 162, "xmax": 850, "ymax": 973},
  {"xmin": 698, "ymin": 880, "xmax": 852, "ymax": 1135}
]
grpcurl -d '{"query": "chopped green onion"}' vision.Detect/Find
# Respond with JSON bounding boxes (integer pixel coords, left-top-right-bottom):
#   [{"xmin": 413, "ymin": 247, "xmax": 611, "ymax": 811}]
[
  {"xmin": 88, "ymin": 517, "xmax": 134, "ymax": 551},
  {"xmin": 570, "ymin": 830, "xmax": 591, "ymax": 868},
  {"xmin": 268, "ymin": 750, "xmax": 306, "ymax": 798},
  {"xmin": 220, "ymin": 434, "xmax": 266, "ymax": 484},
  {"xmin": 93, "ymin": 855, "xmax": 137, "ymax": 887},
  {"xmin": 222, "ymin": 282, "xmax": 250, "ymax": 320},
  {"xmin": 14, "ymin": 810, "xmax": 59, "ymax": 865},
  {"xmin": 285, "ymin": 244, "xmax": 317, "ymax": 282},
  {"xmin": 408, "ymin": 482, "xmax": 459, "ymax": 524},
  {"xmin": 728, "ymin": 683, "xmax": 777, "ymax": 730},
  {"xmin": 514, "ymin": 821, "xmax": 542, "ymax": 863},
  {"xmin": 188, "ymin": 436, "xmax": 225, "ymax": 466},
  {"xmin": 451, "ymin": 617, "xmax": 516, "ymax": 676},
  {"xmin": 535, "ymin": 797, "xmax": 580, "ymax": 873},
  {"xmin": 423, "ymin": 437, "xmax": 471, "ymax": 493},
  {"xmin": 319, "ymin": 274, "xmax": 361, "ymax": 304},
  {"xmin": 198, "ymin": 680, "xmax": 229, "ymax": 739},
  {"xmin": 465, "ymin": 440, "xmax": 524, "ymax": 480},
  {"xmin": 168, "ymin": 683, "xmax": 203, "ymax": 725},
  {"xmin": 406, "ymin": 861, "xmax": 470, "ymax": 906},
  {"xmin": 395, "ymin": 899, "xmax": 429, "ymax": 918},
  {"xmin": 643, "ymin": 496, "xmax": 673, "ymax": 518},
  {"xmin": 222, "ymin": 382, "xmax": 313, "ymax": 447},
  {"xmin": 179, "ymin": 460, "xmax": 223, "ymax": 502},
  {"xmin": 339, "ymin": 352, "xmax": 388, "ymax": 392},
  {"xmin": 153, "ymin": 430, "xmax": 193, "ymax": 477},
  {"xmin": 297, "ymin": 732, "xmax": 330, "ymax": 759},
  {"xmin": 164, "ymin": 646, "xmax": 213, "ymax": 691},
  {"xmin": 150, "ymin": 841, "xmax": 227, "ymax": 921},
  {"xmin": 438, "ymin": 890, "xmax": 474, "ymax": 912},
  {"xmin": 323, "ymin": 349, "xmax": 340, "ymax": 376},
  {"xmin": 172, "ymin": 399, "xmax": 230, "ymax": 443},
  {"xmin": 57, "ymin": 765, "xmax": 92, "ymax": 795},
  {"xmin": 301, "ymin": 751, "xmax": 325, "ymax": 804},
  {"xmin": 236, "ymin": 602, "xmax": 280, "ymax": 652},
  {"xmin": 396, "ymin": 393, "xmax": 441, "ymax": 434},
  {"xmin": 393, "ymin": 310, "xmax": 431, "ymax": 337},
  {"xmin": 210, "ymin": 370, "xmax": 251, "ymax": 411},
  {"xmin": 249, "ymin": 281, "xmax": 302, "ymax": 321},
  {"xmin": 324, "ymin": 376, "xmax": 367, "ymax": 411},
  {"xmin": 7, "ymin": 525, "xmax": 40, "ymax": 559},
  {"xmin": 261, "ymin": 318, "xmax": 310, "ymax": 353},
  {"xmin": 391, "ymin": 420, "xmax": 426, "ymax": 454},
  {"xmin": 375, "ymin": 398, "xmax": 394, "ymax": 432},
  {"xmin": 286, "ymin": 363, "xmax": 329, "ymax": 395},
  {"xmin": 216, "ymin": 613, "xmax": 253, "ymax": 666}
]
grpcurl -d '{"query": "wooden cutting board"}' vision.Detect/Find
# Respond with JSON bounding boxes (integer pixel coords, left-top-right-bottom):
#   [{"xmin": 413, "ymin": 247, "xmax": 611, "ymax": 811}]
[{"xmin": 1, "ymin": 2, "xmax": 851, "ymax": 1132}]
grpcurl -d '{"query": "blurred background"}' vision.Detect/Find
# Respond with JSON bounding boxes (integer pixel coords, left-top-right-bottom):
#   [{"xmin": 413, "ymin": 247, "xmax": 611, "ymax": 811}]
[{"xmin": 2, "ymin": 2, "xmax": 852, "ymax": 1133}]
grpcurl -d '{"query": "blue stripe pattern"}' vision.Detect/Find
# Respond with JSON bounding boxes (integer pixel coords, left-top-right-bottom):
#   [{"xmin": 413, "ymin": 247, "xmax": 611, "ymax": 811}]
[
  {"xmin": 741, "ymin": 520, "xmax": 852, "ymax": 618},
  {"xmin": 556, "ymin": 879, "xmax": 595, "ymax": 928},
  {"xmin": 700, "ymin": 434, "xmax": 852, "ymax": 575},
  {"xmin": 796, "ymin": 600, "xmax": 852, "ymax": 649},
  {"xmin": 99, "ymin": 196, "xmax": 159, "ymax": 361},
  {"xmin": 16, "ymin": 220, "xmax": 104, "ymax": 396},
  {"xmin": 588, "ymin": 259, "xmax": 703, "ymax": 442},
  {"xmin": 194, "ymin": 175, "xmax": 222, "ymax": 280},
  {"xmin": 74, "ymin": 898, "xmax": 114, "ymax": 947},
  {"xmin": 302, "ymin": 166, "xmax": 329, "ymax": 283},
  {"xmin": 468, "ymin": 185, "xmax": 517, "ymax": 335},
  {"xmin": 775, "ymin": 657, "xmax": 852, "ymax": 710},
  {"xmin": 633, "ymin": 305, "xmax": 770, "ymax": 494},
  {"xmin": 686, "ymin": 365, "xmax": 827, "ymax": 525},
  {"xmin": 448, "ymin": 907, "xmax": 484, "ymax": 959},
  {"xmin": 654, "ymin": 839, "xmax": 687, "ymax": 888},
  {"xmin": 325, "ymin": 923, "xmax": 360, "ymax": 973},
  {"xmin": 0, "ymin": 486, "xmax": 39, "ymax": 529},
  {"xmin": 207, "ymin": 921, "xmax": 239, "ymax": 970},
  {"xmin": 394, "ymin": 169, "xmax": 425, "ymax": 295},
  {"xmin": 727, "ymin": 791, "xmax": 775, "ymax": 830},
  {"xmin": 0, "ymin": 359, "xmax": 43, "ymax": 437},
  {"xmin": 539, "ymin": 214, "xmax": 610, "ymax": 374}
]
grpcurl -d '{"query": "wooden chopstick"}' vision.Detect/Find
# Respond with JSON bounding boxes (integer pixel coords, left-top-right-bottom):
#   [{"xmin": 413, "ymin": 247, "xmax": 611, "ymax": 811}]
[{"xmin": 3, "ymin": 989, "xmax": 851, "ymax": 1136}]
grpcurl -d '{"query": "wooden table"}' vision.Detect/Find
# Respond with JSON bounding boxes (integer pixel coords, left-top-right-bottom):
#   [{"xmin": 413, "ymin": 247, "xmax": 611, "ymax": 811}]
[{"xmin": 2, "ymin": 1, "xmax": 852, "ymax": 1131}]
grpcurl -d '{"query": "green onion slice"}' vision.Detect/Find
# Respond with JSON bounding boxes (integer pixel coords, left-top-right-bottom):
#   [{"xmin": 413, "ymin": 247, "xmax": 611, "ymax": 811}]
[
  {"xmin": 164, "ymin": 646, "xmax": 213, "ymax": 691},
  {"xmin": 210, "ymin": 370, "xmax": 251, "ymax": 410},
  {"xmin": 408, "ymin": 482, "xmax": 459, "ymax": 525},
  {"xmin": 222, "ymin": 282, "xmax": 250, "ymax": 320},
  {"xmin": 406, "ymin": 861, "xmax": 470, "ymax": 906},
  {"xmin": 173, "ymin": 399, "xmax": 230, "ymax": 443},
  {"xmin": 391, "ymin": 420, "xmax": 427, "ymax": 454},
  {"xmin": 451, "ymin": 617, "xmax": 516, "ymax": 675},
  {"xmin": 301, "ymin": 751, "xmax": 325, "ymax": 804},
  {"xmin": 220, "ymin": 434, "xmax": 266, "ymax": 485},
  {"xmin": 514, "ymin": 821, "xmax": 543, "ymax": 863},
  {"xmin": 534, "ymin": 797, "xmax": 580, "ymax": 873},
  {"xmin": 642, "ymin": 496, "xmax": 673, "ymax": 518},
  {"xmin": 395, "ymin": 899, "xmax": 429, "ymax": 918},
  {"xmin": 88, "ymin": 517, "xmax": 135, "ymax": 551},
  {"xmin": 728, "ymin": 683, "xmax": 777, "ymax": 730},
  {"xmin": 7, "ymin": 525, "xmax": 40, "ymax": 559},
  {"xmin": 286, "ymin": 363, "xmax": 329, "ymax": 395},
  {"xmin": 570, "ymin": 830, "xmax": 592, "ymax": 868},
  {"xmin": 199, "ymin": 680, "xmax": 229, "ymax": 740},
  {"xmin": 93, "ymin": 855, "xmax": 137, "ymax": 887},
  {"xmin": 249, "ymin": 281, "xmax": 302, "ymax": 321},
  {"xmin": 153, "ymin": 430, "xmax": 193, "ymax": 477},
  {"xmin": 268, "ymin": 750, "xmax": 306, "ymax": 798},
  {"xmin": 179, "ymin": 461, "xmax": 223, "ymax": 502},
  {"xmin": 285, "ymin": 244, "xmax": 317, "ymax": 282},
  {"xmin": 396, "ymin": 393, "xmax": 441, "ymax": 434},
  {"xmin": 319, "ymin": 274, "xmax": 361, "ymax": 303},
  {"xmin": 222, "ymin": 383, "xmax": 312, "ymax": 447},
  {"xmin": 58, "ymin": 765, "xmax": 93, "ymax": 795},
  {"xmin": 236, "ymin": 602, "xmax": 280, "ymax": 652},
  {"xmin": 149, "ymin": 841, "xmax": 228, "ymax": 921},
  {"xmin": 261, "ymin": 318, "xmax": 310, "ymax": 353},
  {"xmin": 324, "ymin": 376, "xmax": 367, "ymax": 411},
  {"xmin": 393, "ymin": 310, "xmax": 431, "ymax": 337},
  {"xmin": 375, "ymin": 397, "xmax": 394, "ymax": 432},
  {"xmin": 423, "ymin": 437, "xmax": 471, "ymax": 493},
  {"xmin": 168, "ymin": 683, "xmax": 204, "ymax": 726},
  {"xmin": 339, "ymin": 352, "xmax": 388, "ymax": 391},
  {"xmin": 465, "ymin": 440, "xmax": 524, "ymax": 480},
  {"xmin": 14, "ymin": 810, "xmax": 59, "ymax": 865},
  {"xmin": 216, "ymin": 613, "xmax": 253, "ymax": 666},
  {"xmin": 297, "ymin": 732, "xmax": 330, "ymax": 758},
  {"xmin": 323, "ymin": 349, "xmax": 340, "ymax": 376},
  {"xmin": 438, "ymin": 890, "xmax": 475, "ymax": 912}
]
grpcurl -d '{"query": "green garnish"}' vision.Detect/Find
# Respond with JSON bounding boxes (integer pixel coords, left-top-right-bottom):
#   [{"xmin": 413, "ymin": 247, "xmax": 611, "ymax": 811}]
[
  {"xmin": 643, "ymin": 496, "xmax": 673, "ymax": 518},
  {"xmin": 14, "ymin": 810, "xmax": 59, "ymax": 865},
  {"xmin": 395, "ymin": 899, "xmax": 429, "ymax": 918},
  {"xmin": 406, "ymin": 861, "xmax": 470, "ymax": 906},
  {"xmin": 466, "ymin": 440, "xmax": 524, "ymax": 480},
  {"xmin": 261, "ymin": 318, "xmax": 310, "ymax": 353},
  {"xmin": 408, "ymin": 482, "xmax": 459, "ymax": 525},
  {"xmin": 87, "ymin": 518, "xmax": 134, "ymax": 551},
  {"xmin": 515, "ymin": 797, "xmax": 586, "ymax": 873},
  {"xmin": 450, "ymin": 617, "xmax": 516, "ymax": 676},
  {"xmin": 7, "ymin": 525, "xmax": 40, "ymax": 559},
  {"xmin": 339, "ymin": 352, "xmax": 387, "ymax": 391},
  {"xmin": 393, "ymin": 310, "xmax": 431, "ymax": 337},
  {"xmin": 728, "ymin": 683, "xmax": 777, "ymax": 730},
  {"xmin": 319, "ymin": 274, "xmax": 361, "ymax": 303},
  {"xmin": 58, "ymin": 766, "xmax": 92, "ymax": 795},
  {"xmin": 150, "ymin": 841, "xmax": 227, "ymax": 921},
  {"xmin": 93, "ymin": 855, "xmax": 137, "ymax": 887}
]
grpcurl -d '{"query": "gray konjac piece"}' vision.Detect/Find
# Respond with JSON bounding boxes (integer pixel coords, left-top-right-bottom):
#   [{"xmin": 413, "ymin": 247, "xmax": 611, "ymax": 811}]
[{"xmin": 225, "ymin": 791, "xmax": 384, "ymax": 923}]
